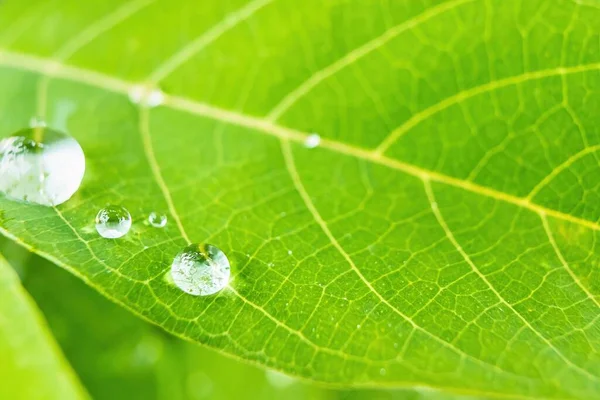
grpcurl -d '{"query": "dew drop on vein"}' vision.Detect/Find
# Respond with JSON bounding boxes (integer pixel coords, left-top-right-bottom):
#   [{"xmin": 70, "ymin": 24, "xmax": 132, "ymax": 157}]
[
  {"xmin": 304, "ymin": 133, "xmax": 321, "ymax": 149},
  {"xmin": 170, "ymin": 243, "xmax": 230, "ymax": 296},
  {"xmin": 128, "ymin": 85, "xmax": 164, "ymax": 108},
  {"xmin": 0, "ymin": 127, "xmax": 85, "ymax": 206},
  {"xmin": 148, "ymin": 212, "xmax": 167, "ymax": 228},
  {"xmin": 95, "ymin": 205, "xmax": 132, "ymax": 239}
]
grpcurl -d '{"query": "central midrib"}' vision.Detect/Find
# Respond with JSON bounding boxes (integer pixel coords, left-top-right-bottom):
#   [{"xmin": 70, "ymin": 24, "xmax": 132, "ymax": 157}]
[{"xmin": 0, "ymin": 49, "xmax": 598, "ymax": 233}]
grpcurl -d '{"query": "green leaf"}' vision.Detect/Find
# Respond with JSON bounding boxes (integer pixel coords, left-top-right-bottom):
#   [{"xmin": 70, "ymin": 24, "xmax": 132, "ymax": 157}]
[
  {"xmin": 13, "ymin": 238, "xmax": 478, "ymax": 400},
  {"xmin": 0, "ymin": 252, "xmax": 87, "ymax": 399},
  {"xmin": 0, "ymin": 0, "xmax": 599, "ymax": 398}
]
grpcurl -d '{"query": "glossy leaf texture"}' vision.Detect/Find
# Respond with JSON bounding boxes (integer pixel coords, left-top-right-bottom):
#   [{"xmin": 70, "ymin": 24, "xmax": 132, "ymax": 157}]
[
  {"xmin": 0, "ymin": 0, "xmax": 599, "ymax": 398},
  {"xmin": 12, "ymin": 237, "xmax": 476, "ymax": 400}
]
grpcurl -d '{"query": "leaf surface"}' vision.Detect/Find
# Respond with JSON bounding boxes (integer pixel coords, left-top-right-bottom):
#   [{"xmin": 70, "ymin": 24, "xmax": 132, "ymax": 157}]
[
  {"xmin": 12, "ymin": 238, "xmax": 477, "ymax": 400},
  {"xmin": 0, "ymin": 0, "xmax": 599, "ymax": 398}
]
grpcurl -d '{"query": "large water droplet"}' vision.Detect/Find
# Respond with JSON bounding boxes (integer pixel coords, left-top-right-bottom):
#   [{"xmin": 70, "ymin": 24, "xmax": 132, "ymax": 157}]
[
  {"xmin": 148, "ymin": 211, "xmax": 167, "ymax": 228},
  {"xmin": 170, "ymin": 243, "xmax": 230, "ymax": 296},
  {"xmin": 0, "ymin": 127, "xmax": 85, "ymax": 206},
  {"xmin": 95, "ymin": 205, "xmax": 132, "ymax": 239}
]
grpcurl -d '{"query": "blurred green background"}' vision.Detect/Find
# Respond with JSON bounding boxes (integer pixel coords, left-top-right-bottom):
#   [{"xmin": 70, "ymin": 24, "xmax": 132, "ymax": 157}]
[{"xmin": 2, "ymin": 237, "xmax": 478, "ymax": 400}]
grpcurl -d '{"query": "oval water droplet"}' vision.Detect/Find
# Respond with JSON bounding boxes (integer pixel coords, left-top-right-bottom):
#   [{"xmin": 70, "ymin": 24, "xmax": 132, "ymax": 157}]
[
  {"xmin": 95, "ymin": 205, "xmax": 132, "ymax": 239},
  {"xmin": 0, "ymin": 127, "xmax": 85, "ymax": 206},
  {"xmin": 148, "ymin": 212, "xmax": 167, "ymax": 228},
  {"xmin": 170, "ymin": 243, "xmax": 230, "ymax": 296},
  {"xmin": 304, "ymin": 133, "xmax": 321, "ymax": 148}
]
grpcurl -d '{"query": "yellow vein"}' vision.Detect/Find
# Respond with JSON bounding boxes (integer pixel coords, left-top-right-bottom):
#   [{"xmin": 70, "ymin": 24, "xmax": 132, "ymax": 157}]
[
  {"xmin": 1, "ymin": 50, "xmax": 599, "ymax": 233},
  {"xmin": 1, "ymin": 219, "xmax": 550, "ymax": 399},
  {"xmin": 227, "ymin": 286, "xmax": 370, "ymax": 362},
  {"xmin": 267, "ymin": 0, "xmax": 475, "ymax": 121},
  {"xmin": 280, "ymin": 139, "xmax": 525, "ymax": 378},
  {"xmin": 424, "ymin": 179, "xmax": 599, "ymax": 381},
  {"xmin": 138, "ymin": 107, "xmax": 191, "ymax": 243},
  {"xmin": 527, "ymin": 144, "xmax": 600, "ymax": 200},
  {"xmin": 540, "ymin": 213, "xmax": 600, "ymax": 308},
  {"xmin": 36, "ymin": 0, "xmax": 154, "ymax": 117},
  {"xmin": 139, "ymin": 105, "xmax": 352, "ymax": 363},
  {"xmin": 148, "ymin": 0, "xmax": 274, "ymax": 83},
  {"xmin": 376, "ymin": 63, "xmax": 600, "ymax": 154}
]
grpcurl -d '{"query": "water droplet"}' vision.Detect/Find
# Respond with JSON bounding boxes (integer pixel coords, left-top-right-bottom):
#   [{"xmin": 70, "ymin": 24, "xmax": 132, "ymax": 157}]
[
  {"xmin": 379, "ymin": 368, "xmax": 387, "ymax": 376},
  {"xmin": 304, "ymin": 133, "xmax": 321, "ymax": 149},
  {"xmin": 287, "ymin": 250, "xmax": 293, "ymax": 255},
  {"xmin": 148, "ymin": 212, "xmax": 167, "ymax": 228},
  {"xmin": 170, "ymin": 243, "xmax": 230, "ymax": 296},
  {"xmin": 128, "ymin": 85, "xmax": 145, "ymax": 104},
  {"xmin": 128, "ymin": 85, "xmax": 164, "ymax": 108},
  {"xmin": 356, "ymin": 324, "xmax": 361, "ymax": 329},
  {"xmin": 146, "ymin": 89, "xmax": 164, "ymax": 107},
  {"xmin": 95, "ymin": 205, "xmax": 132, "ymax": 239},
  {"xmin": 0, "ymin": 127, "xmax": 85, "ymax": 206}
]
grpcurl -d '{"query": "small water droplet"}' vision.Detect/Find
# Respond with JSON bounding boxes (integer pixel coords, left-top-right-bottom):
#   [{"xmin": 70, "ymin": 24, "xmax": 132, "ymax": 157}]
[
  {"xmin": 0, "ymin": 127, "xmax": 85, "ymax": 206},
  {"xmin": 128, "ymin": 85, "xmax": 164, "ymax": 108},
  {"xmin": 95, "ymin": 205, "xmax": 132, "ymax": 239},
  {"xmin": 356, "ymin": 324, "xmax": 361, "ymax": 329},
  {"xmin": 146, "ymin": 89, "xmax": 164, "ymax": 107},
  {"xmin": 29, "ymin": 117, "xmax": 47, "ymax": 128},
  {"xmin": 287, "ymin": 250, "xmax": 293, "ymax": 255},
  {"xmin": 128, "ymin": 85, "xmax": 145, "ymax": 104},
  {"xmin": 148, "ymin": 211, "xmax": 167, "ymax": 228},
  {"xmin": 379, "ymin": 368, "xmax": 387, "ymax": 376},
  {"xmin": 393, "ymin": 342, "xmax": 399, "ymax": 349},
  {"xmin": 304, "ymin": 133, "xmax": 321, "ymax": 149},
  {"xmin": 170, "ymin": 243, "xmax": 230, "ymax": 296}
]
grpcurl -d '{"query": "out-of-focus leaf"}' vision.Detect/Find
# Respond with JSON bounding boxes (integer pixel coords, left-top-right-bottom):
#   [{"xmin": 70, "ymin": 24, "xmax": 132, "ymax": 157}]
[{"xmin": 0, "ymin": 252, "xmax": 87, "ymax": 400}]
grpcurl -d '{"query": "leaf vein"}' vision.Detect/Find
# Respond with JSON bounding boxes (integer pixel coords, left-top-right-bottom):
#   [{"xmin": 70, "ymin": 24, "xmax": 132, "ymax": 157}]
[{"xmin": 423, "ymin": 179, "xmax": 600, "ymax": 381}]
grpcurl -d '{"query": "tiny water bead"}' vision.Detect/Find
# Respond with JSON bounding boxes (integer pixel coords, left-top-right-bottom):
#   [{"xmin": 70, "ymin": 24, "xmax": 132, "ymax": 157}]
[
  {"xmin": 95, "ymin": 205, "xmax": 132, "ymax": 239},
  {"xmin": 304, "ymin": 133, "xmax": 321, "ymax": 148},
  {"xmin": 128, "ymin": 85, "xmax": 164, "ymax": 108},
  {"xmin": 170, "ymin": 243, "xmax": 230, "ymax": 296},
  {"xmin": 0, "ymin": 127, "xmax": 85, "ymax": 206},
  {"xmin": 148, "ymin": 212, "xmax": 167, "ymax": 228}
]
